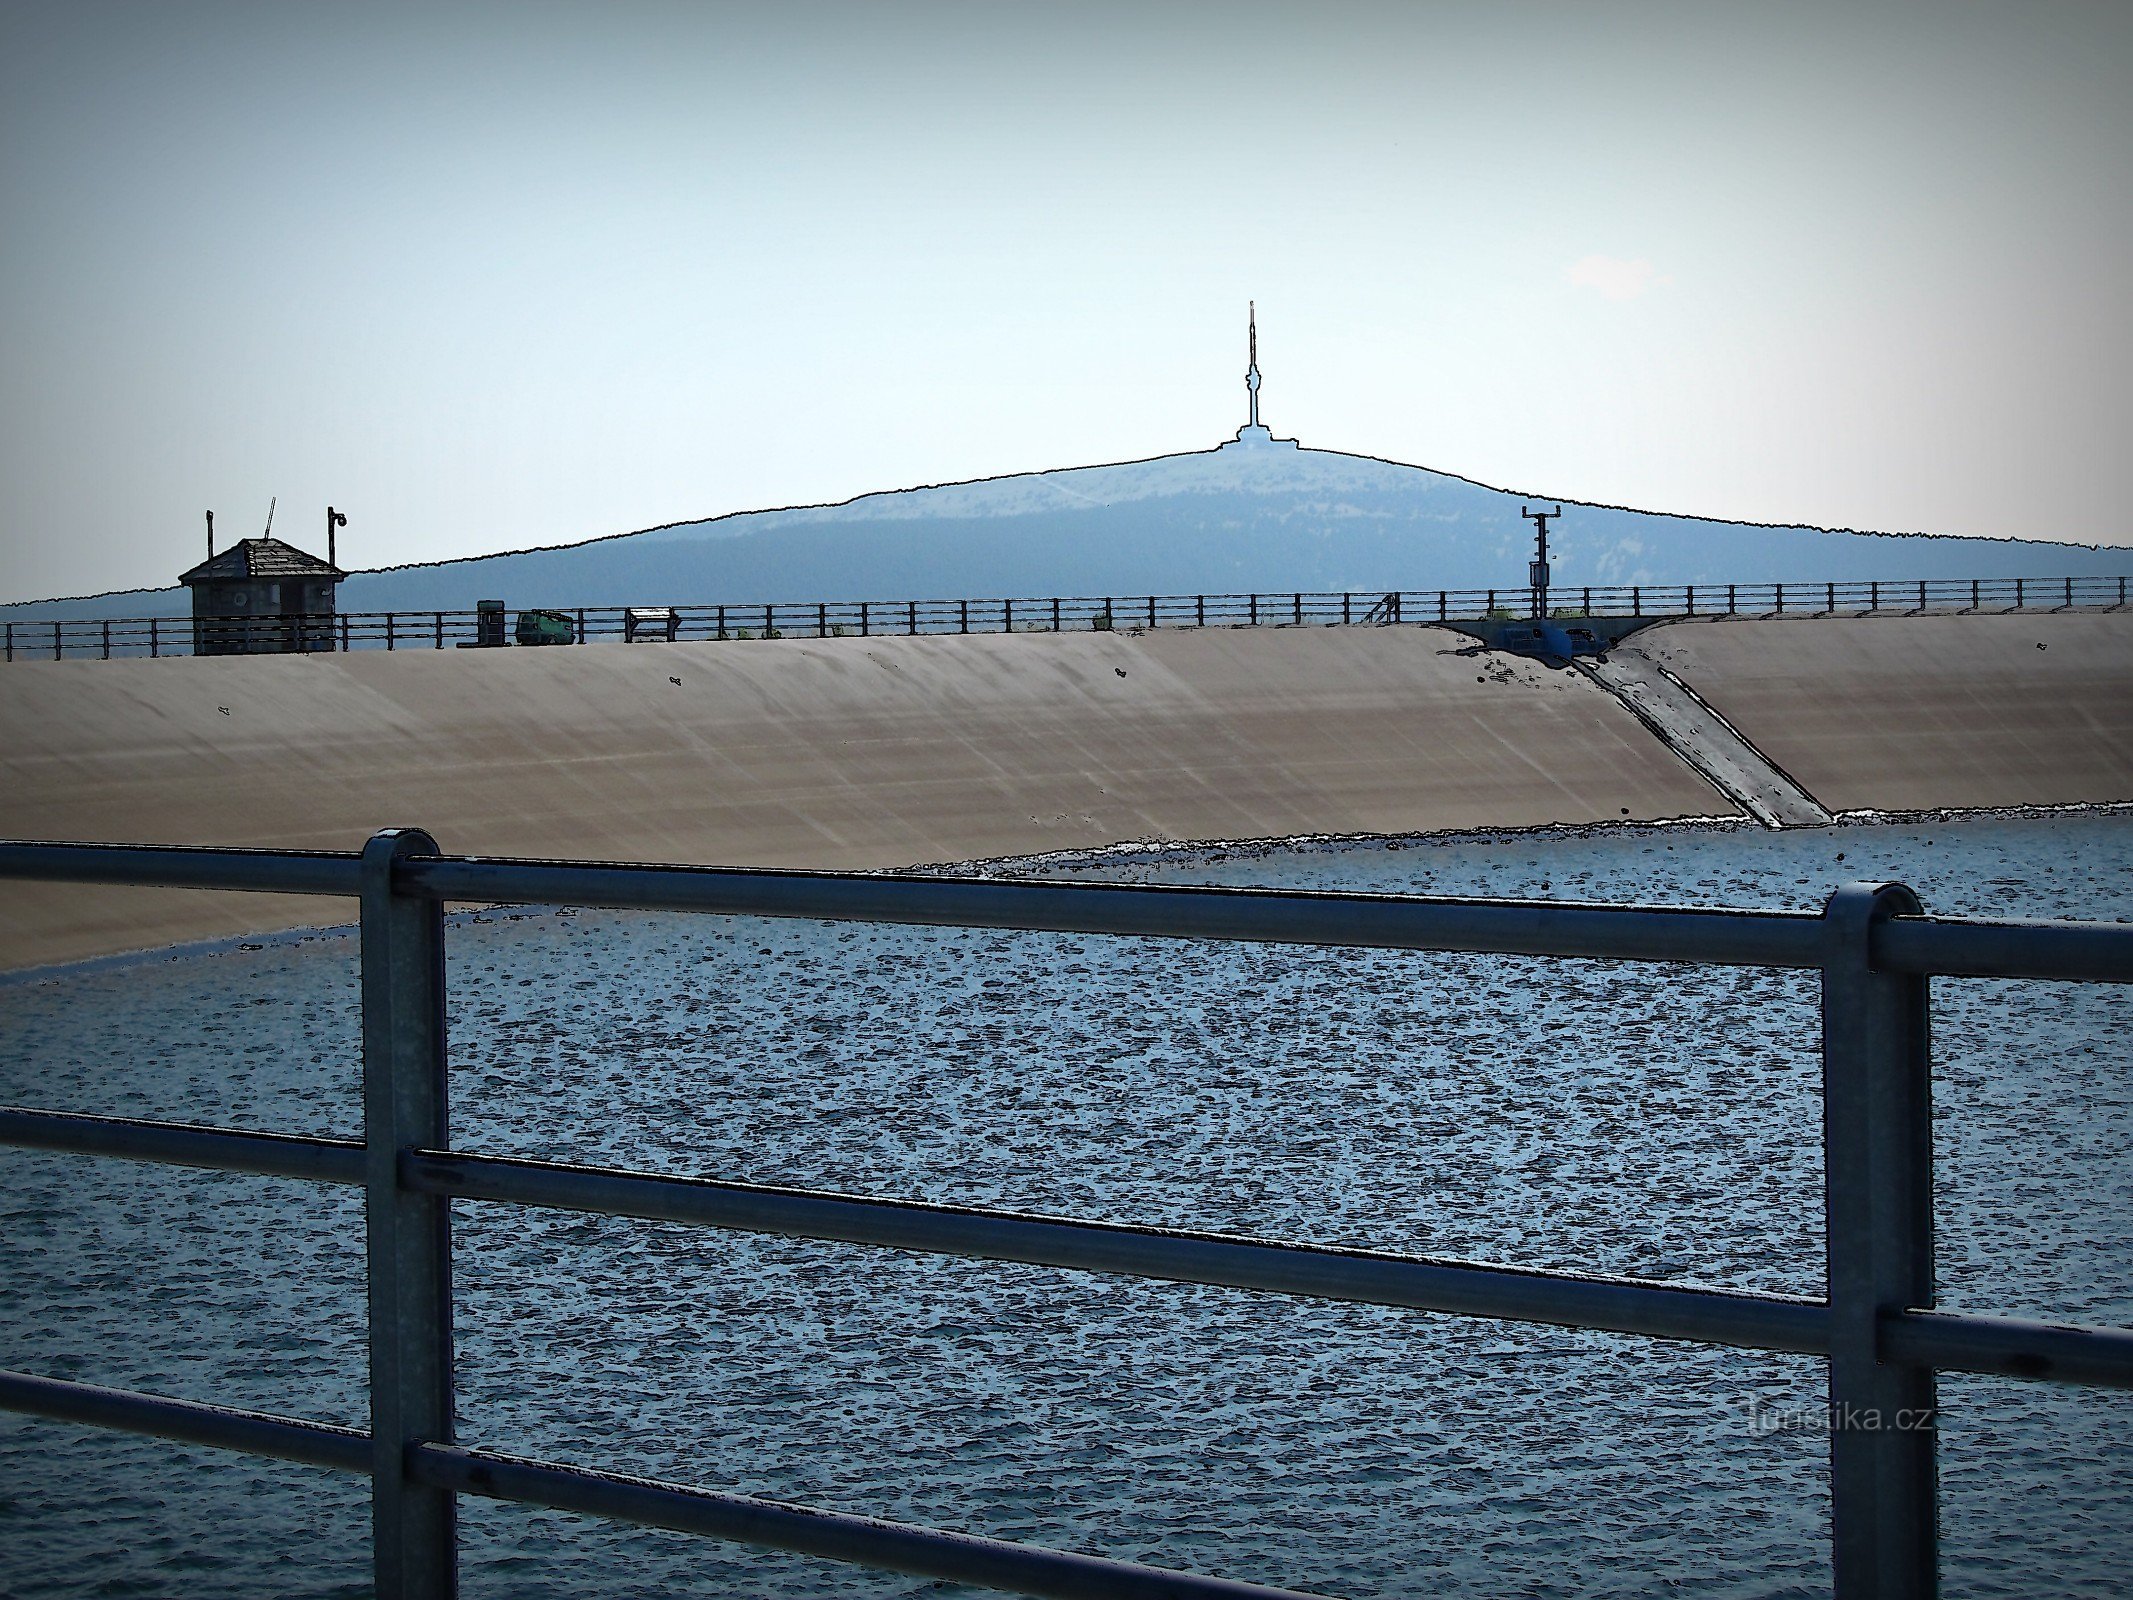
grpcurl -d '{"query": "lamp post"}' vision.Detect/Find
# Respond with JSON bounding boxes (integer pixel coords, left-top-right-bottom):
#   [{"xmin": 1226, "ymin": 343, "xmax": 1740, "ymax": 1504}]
[{"xmin": 1521, "ymin": 504, "xmax": 1560, "ymax": 621}]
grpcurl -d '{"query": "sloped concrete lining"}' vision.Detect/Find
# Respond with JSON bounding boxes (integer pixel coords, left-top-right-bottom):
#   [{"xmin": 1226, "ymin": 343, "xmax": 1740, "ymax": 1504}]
[
  {"xmin": 1627, "ymin": 612, "xmax": 2133, "ymax": 813},
  {"xmin": 0, "ymin": 625, "xmax": 1724, "ymax": 970},
  {"xmin": 1579, "ymin": 653, "xmax": 1834, "ymax": 827}
]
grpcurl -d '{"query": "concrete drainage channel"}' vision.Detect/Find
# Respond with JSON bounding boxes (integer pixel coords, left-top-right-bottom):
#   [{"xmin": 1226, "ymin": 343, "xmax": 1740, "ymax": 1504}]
[{"xmin": 1578, "ymin": 650, "xmax": 1834, "ymax": 828}]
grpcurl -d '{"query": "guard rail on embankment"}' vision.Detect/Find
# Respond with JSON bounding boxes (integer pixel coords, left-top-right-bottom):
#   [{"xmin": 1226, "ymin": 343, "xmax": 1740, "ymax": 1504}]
[
  {"xmin": 5, "ymin": 573, "xmax": 2128, "ymax": 661},
  {"xmin": 2, "ymin": 831, "xmax": 2132, "ymax": 1599}
]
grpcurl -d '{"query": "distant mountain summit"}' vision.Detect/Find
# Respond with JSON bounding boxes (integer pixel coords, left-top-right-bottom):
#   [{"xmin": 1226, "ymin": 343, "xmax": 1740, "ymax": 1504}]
[
  {"xmin": 346, "ymin": 305, "xmax": 2116, "ymax": 608},
  {"xmin": 324, "ymin": 440, "xmax": 2116, "ymax": 614},
  {"xmin": 6, "ymin": 309, "xmax": 2123, "ymax": 621}
]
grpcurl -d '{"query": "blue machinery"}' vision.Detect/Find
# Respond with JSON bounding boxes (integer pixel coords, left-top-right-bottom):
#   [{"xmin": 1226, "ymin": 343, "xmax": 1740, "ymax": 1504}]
[{"xmin": 3, "ymin": 831, "xmax": 2133, "ymax": 1599}]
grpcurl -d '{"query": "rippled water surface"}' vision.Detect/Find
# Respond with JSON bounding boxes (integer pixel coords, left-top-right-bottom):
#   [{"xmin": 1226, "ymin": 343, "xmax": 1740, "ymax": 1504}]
[{"xmin": 2, "ymin": 812, "xmax": 2130, "ymax": 1597}]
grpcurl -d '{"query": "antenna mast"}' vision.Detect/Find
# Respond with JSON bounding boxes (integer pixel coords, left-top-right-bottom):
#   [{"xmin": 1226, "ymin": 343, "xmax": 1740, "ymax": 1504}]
[
  {"xmin": 261, "ymin": 496, "xmax": 276, "ymax": 541},
  {"xmin": 205, "ymin": 510, "xmax": 215, "ymax": 560}
]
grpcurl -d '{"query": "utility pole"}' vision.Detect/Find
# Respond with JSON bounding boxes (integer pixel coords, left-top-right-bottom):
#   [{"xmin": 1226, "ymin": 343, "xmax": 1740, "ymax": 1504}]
[{"xmin": 1521, "ymin": 504, "xmax": 1561, "ymax": 621}]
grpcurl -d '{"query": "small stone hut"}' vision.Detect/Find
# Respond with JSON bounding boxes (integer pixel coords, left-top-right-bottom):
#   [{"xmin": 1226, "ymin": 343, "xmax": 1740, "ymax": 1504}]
[{"xmin": 178, "ymin": 538, "xmax": 346, "ymax": 655}]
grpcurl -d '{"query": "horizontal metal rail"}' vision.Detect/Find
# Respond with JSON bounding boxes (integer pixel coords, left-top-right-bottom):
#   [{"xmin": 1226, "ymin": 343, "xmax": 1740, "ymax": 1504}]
[
  {"xmin": 1882, "ymin": 1309, "xmax": 2133, "ymax": 1389},
  {"xmin": 2, "ymin": 842, "xmax": 2130, "ymax": 984},
  {"xmin": 0, "ymin": 1368, "xmax": 371, "ymax": 1473},
  {"xmin": 1873, "ymin": 915, "xmax": 2133, "ymax": 984},
  {"xmin": 406, "ymin": 1151, "xmax": 2133, "ymax": 1390},
  {"xmin": 0, "ymin": 1104, "xmax": 365, "ymax": 1185},
  {"xmin": 10, "ymin": 1104, "xmax": 2130, "ymax": 1390},
  {"xmin": 0, "ymin": 1368, "xmax": 1324, "ymax": 1599},
  {"xmin": 404, "ymin": 1147, "xmax": 1831, "ymax": 1355},
  {"xmin": 6, "ymin": 572, "xmax": 2128, "ymax": 660},
  {"xmin": 413, "ymin": 1444, "xmax": 1335, "ymax": 1600},
  {"xmin": 403, "ymin": 854, "xmax": 1834, "ymax": 967},
  {"xmin": 0, "ymin": 840, "xmax": 361, "ymax": 895}
]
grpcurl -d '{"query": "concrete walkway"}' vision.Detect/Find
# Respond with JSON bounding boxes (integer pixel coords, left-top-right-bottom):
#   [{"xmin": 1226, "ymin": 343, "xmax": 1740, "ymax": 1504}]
[{"xmin": 1580, "ymin": 652, "xmax": 1833, "ymax": 827}]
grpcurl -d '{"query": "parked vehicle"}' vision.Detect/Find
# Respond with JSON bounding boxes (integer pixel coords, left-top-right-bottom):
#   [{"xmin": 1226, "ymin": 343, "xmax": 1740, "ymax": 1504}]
[{"xmin": 514, "ymin": 609, "xmax": 576, "ymax": 646}]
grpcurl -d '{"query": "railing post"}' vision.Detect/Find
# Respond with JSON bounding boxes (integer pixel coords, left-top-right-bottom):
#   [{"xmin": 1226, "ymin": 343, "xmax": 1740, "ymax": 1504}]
[
  {"xmin": 1250, "ymin": 593, "xmax": 1258, "ymax": 625},
  {"xmin": 1821, "ymin": 881, "xmax": 1937, "ymax": 1600},
  {"xmin": 1631, "ymin": 586, "xmax": 1640, "ymax": 617},
  {"xmin": 360, "ymin": 828, "xmax": 456, "ymax": 1600},
  {"xmin": 150, "ymin": 617, "xmax": 159, "ymax": 658},
  {"xmin": 1685, "ymin": 585, "xmax": 1694, "ymax": 616},
  {"xmin": 909, "ymin": 601, "xmax": 917, "ymax": 636},
  {"xmin": 1438, "ymin": 591, "xmax": 1446, "ymax": 623},
  {"xmin": 1051, "ymin": 597, "xmax": 1060, "ymax": 632},
  {"xmin": 1199, "ymin": 595, "xmax": 1207, "ymax": 627},
  {"xmin": 53, "ymin": 621, "xmax": 62, "ymax": 660}
]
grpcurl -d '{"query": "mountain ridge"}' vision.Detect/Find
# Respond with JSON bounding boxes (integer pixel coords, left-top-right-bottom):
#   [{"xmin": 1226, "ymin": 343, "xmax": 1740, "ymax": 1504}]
[{"xmin": 6, "ymin": 439, "xmax": 2123, "ymax": 620}]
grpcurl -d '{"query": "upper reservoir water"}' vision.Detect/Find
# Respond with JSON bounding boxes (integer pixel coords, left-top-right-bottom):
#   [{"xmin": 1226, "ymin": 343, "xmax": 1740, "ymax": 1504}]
[{"xmin": 2, "ymin": 812, "xmax": 2129, "ymax": 1598}]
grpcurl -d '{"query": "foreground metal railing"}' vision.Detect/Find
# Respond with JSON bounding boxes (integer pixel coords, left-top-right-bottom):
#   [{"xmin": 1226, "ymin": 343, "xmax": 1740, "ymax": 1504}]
[
  {"xmin": 2, "ymin": 833, "xmax": 2131, "ymax": 1598},
  {"xmin": 5, "ymin": 572, "xmax": 2129, "ymax": 659}
]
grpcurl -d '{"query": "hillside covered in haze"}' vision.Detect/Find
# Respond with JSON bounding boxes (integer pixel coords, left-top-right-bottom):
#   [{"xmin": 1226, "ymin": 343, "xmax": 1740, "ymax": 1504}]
[{"xmin": 10, "ymin": 438, "xmax": 2126, "ymax": 621}]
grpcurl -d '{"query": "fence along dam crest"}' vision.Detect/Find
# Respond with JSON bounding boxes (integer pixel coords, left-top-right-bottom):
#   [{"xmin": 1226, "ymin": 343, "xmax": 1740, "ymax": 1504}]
[{"xmin": 5, "ymin": 572, "xmax": 2128, "ymax": 660}]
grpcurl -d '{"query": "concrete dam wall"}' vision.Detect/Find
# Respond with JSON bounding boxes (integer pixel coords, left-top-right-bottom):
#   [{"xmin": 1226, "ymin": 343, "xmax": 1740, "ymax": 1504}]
[
  {"xmin": 1629, "ymin": 611, "xmax": 2133, "ymax": 814},
  {"xmin": 2, "ymin": 611, "xmax": 2128, "ymax": 971}
]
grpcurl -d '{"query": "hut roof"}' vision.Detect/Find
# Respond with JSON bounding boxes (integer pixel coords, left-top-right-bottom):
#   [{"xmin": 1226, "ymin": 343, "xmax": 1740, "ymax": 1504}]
[{"xmin": 179, "ymin": 537, "xmax": 346, "ymax": 586}]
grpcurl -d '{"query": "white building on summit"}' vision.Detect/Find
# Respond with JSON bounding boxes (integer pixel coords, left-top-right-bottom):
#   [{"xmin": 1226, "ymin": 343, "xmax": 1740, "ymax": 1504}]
[{"xmin": 1227, "ymin": 301, "xmax": 1298, "ymax": 450}]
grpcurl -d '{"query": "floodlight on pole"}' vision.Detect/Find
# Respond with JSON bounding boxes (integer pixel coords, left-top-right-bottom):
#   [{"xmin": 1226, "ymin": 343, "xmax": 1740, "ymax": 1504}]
[{"xmin": 1521, "ymin": 504, "xmax": 1562, "ymax": 621}]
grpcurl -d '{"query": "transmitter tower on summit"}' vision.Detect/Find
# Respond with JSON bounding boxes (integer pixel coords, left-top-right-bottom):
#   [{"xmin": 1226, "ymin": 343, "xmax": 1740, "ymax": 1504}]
[{"xmin": 1226, "ymin": 302, "xmax": 1294, "ymax": 449}]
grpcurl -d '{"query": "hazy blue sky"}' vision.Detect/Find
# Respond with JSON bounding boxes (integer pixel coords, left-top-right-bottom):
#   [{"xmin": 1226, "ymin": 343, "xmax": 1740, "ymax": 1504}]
[{"xmin": 3, "ymin": 0, "xmax": 2128, "ymax": 601}]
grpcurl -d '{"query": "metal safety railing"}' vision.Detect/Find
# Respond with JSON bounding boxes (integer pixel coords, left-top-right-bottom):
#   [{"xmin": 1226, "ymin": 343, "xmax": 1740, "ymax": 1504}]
[
  {"xmin": 2, "ymin": 832, "xmax": 2132, "ymax": 1599},
  {"xmin": 5, "ymin": 572, "xmax": 2129, "ymax": 660}
]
